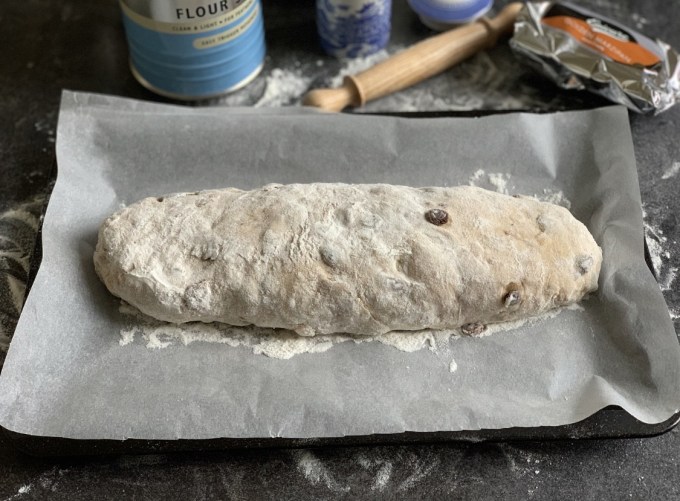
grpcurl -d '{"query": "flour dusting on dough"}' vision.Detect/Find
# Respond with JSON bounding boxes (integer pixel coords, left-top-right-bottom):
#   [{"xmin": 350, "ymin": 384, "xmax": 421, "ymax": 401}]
[
  {"xmin": 105, "ymin": 182, "xmax": 589, "ymax": 363},
  {"xmin": 97, "ymin": 184, "xmax": 596, "ymax": 336}
]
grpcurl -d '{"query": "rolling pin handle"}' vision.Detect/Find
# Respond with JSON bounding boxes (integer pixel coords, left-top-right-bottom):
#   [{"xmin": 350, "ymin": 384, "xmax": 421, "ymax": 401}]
[{"xmin": 344, "ymin": 75, "xmax": 366, "ymax": 107}]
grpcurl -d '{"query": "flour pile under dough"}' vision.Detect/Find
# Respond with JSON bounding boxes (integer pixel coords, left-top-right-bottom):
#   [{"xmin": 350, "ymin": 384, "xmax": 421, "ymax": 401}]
[{"xmin": 118, "ymin": 301, "xmax": 573, "ymax": 359}]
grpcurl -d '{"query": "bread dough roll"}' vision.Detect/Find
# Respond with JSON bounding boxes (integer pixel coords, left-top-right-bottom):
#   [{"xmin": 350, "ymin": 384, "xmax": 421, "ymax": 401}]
[{"xmin": 94, "ymin": 184, "xmax": 601, "ymax": 336}]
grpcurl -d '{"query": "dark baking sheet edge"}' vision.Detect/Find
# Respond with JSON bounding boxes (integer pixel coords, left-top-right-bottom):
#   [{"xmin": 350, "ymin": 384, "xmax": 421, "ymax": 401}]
[{"xmin": 2, "ymin": 108, "xmax": 678, "ymax": 457}]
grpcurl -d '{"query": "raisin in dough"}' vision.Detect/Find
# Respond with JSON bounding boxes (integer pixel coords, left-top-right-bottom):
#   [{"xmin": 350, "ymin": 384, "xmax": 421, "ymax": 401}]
[{"xmin": 94, "ymin": 184, "xmax": 602, "ymax": 336}]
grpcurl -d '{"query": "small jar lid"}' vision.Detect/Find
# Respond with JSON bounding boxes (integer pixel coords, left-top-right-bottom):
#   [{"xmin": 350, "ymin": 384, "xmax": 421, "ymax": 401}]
[{"xmin": 407, "ymin": 0, "xmax": 493, "ymax": 25}]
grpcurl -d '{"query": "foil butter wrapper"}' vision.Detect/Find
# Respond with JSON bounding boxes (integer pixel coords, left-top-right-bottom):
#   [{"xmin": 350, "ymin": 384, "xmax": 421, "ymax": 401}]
[{"xmin": 510, "ymin": 1, "xmax": 680, "ymax": 114}]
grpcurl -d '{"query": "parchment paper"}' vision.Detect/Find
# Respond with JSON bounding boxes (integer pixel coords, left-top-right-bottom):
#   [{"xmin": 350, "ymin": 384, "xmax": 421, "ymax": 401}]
[{"xmin": 0, "ymin": 91, "xmax": 678, "ymax": 441}]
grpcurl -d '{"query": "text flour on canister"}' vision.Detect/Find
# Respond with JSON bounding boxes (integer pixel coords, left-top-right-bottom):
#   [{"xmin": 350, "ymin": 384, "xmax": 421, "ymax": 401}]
[{"xmin": 120, "ymin": 0, "xmax": 266, "ymax": 100}]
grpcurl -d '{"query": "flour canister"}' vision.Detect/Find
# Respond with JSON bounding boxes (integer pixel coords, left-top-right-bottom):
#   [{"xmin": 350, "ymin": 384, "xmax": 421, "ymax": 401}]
[{"xmin": 120, "ymin": 0, "xmax": 266, "ymax": 99}]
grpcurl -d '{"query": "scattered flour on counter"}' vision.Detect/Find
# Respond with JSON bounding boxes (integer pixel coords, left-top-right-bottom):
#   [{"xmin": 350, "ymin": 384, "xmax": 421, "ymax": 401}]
[
  {"xmin": 34, "ymin": 115, "xmax": 56, "ymax": 143},
  {"xmin": 642, "ymin": 205, "xmax": 678, "ymax": 293},
  {"xmin": 295, "ymin": 450, "xmax": 350, "ymax": 493},
  {"xmin": 17, "ymin": 485, "xmax": 32, "ymax": 495},
  {"xmin": 359, "ymin": 449, "xmax": 442, "ymax": 493},
  {"xmin": 630, "ymin": 12, "xmax": 650, "ymax": 29},
  {"xmin": 297, "ymin": 449, "xmax": 440, "ymax": 494},
  {"xmin": 661, "ymin": 268, "xmax": 678, "ymax": 293},
  {"xmin": 661, "ymin": 161, "xmax": 680, "ymax": 180},
  {"xmin": 329, "ymin": 50, "xmax": 391, "ymax": 88},
  {"xmin": 33, "ymin": 466, "xmax": 65, "ymax": 494},
  {"xmin": 357, "ymin": 455, "xmax": 393, "ymax": 492},
  {"xmin": 5, "ymin": 484, "xmax": 33, "ymax": 500},
  {"xmin": 588, "ymin": 3, "xmax": 652, "ymax": 34},
  {"xmin": 589, "ymin": 0, "xmax": 626, "ymax": 16},
  {"xmin": 215, "ymin": 40, "xmax": 575, "ymax": 112},
  {"xmin": 325, "ymin": 49, "xmax": 533, "ymax": 113},
  {"xmin": 214, "ymin": 66, "xmax": 313, "ymax": 107},
  {"xmin": 352, "ymin": 49, "xmax": 547, "ymax": 112},
  {"xmin": 372, "ymin": 463, "xmax": 393, "ymax": 492},
  {"xmin": 396, "ymin": 453, "xmax": 441, "ymax": 493},
  {"xmin": 254, "ymin": 68, "xmax": 312, "ymax": 107},
  {"xmin": 646, "ymin": 233, "xmax": 665, "ymax": 275}
]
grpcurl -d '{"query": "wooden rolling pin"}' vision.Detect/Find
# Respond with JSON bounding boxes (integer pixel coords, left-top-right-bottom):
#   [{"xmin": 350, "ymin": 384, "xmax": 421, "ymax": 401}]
[{"xmin": 303, "ymin": 2, "xmax": 523, "ymax": 112}]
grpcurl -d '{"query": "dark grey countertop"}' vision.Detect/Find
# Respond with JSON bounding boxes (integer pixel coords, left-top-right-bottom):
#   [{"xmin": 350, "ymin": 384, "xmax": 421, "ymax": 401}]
[{"xmin": 1, "ymin": 0, "xmax": 679, "ymax": 499}]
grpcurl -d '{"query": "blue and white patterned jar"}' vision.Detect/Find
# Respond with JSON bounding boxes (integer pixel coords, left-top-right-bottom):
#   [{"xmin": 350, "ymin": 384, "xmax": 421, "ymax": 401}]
[{"xmin": 316, "ymin": 0, "xmax": 392, "ymax": 58}]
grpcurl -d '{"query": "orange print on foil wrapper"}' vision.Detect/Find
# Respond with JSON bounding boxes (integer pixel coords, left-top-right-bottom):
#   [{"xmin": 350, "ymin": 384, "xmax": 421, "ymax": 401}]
[{"xmin": 542, "ymin": 16, "xmax": 661, "ymax": 67}]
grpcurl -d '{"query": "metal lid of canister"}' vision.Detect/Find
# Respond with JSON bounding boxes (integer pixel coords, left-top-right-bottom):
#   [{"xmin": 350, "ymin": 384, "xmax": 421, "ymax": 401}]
[{"xmin": 408, "ymin": 0, "xmax": 493, "ymax": 30}]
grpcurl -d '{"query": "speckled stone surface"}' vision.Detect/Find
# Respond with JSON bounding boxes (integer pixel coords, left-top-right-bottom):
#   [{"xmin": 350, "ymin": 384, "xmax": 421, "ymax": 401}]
[{"xmin": 1, "ymin": 0, "xmax": 679, "ymax": 499}]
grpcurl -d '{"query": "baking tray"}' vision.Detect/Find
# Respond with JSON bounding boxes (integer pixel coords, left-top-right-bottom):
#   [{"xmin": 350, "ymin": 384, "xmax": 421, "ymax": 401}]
[{"xmin": 2, "ymin": 110, "xmax": 679, "ymax": 457}]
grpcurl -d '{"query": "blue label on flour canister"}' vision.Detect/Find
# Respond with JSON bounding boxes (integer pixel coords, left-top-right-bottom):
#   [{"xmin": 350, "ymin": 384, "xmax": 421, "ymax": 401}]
[{"xmin": 120, "ymin": 0, "xmax": 266, "ymax": 99}]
